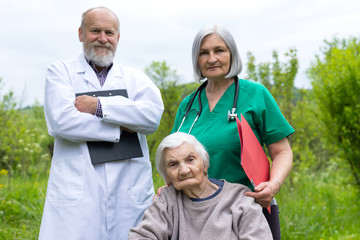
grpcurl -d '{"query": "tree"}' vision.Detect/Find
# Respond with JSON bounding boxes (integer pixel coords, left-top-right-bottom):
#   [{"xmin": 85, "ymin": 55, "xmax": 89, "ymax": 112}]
[{"xmin": 308, "ymin": 37, "xmax": 360, "ymax": 185}]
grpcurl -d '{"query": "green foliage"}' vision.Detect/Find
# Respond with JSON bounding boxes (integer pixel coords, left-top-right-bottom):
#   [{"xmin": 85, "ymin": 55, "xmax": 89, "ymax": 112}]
[
  {"xmin": 290, "ymin": 89, "xmax": 331, "ymax": 174},
  {"xmin": 0, "ymin": 79, "xmax": 52, "ymax": 181},
  {"xmin": 308, "ymin": 37, "xmax": 360, "ymax": 185}
]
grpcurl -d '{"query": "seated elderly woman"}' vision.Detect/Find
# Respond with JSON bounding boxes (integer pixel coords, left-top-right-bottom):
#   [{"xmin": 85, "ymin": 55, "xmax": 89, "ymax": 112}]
[{"xmin": 128, "ymin": 132, "xmax": 273, "ymax": 240}]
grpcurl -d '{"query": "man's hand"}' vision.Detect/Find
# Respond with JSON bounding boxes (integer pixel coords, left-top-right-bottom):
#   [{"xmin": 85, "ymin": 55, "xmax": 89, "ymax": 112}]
[{"xmin": 75, "ymin": 95, "xmax": 98, "ymax": 114}]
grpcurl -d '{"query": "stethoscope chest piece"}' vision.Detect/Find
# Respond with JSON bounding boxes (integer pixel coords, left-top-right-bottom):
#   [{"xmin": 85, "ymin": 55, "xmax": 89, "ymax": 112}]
[{"xmin": 228, "ymin": 107, "xmax": 237, "ymax": 122}]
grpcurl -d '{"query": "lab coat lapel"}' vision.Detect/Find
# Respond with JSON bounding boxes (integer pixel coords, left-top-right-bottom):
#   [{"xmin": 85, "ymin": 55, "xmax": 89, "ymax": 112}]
[
  {"xmin": 102, "ymin": 63, "xmax": 123, "ymax": 89},
  {"xmin": 75, "ymin": 54, "xmax": 101, "ymax": 90}
]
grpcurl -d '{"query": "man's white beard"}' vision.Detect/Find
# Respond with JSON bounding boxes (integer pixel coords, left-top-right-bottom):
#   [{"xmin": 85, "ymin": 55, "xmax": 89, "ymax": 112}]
[{"xmin": 83, "ymin": 41, "xmax": 116, "ymax": 67}]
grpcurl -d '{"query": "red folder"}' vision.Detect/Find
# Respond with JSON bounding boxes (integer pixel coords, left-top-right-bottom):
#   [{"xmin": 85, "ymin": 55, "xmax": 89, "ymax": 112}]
[{"xmin": 236, "ymin": 114, "xmax": 271, "ymax": 213}]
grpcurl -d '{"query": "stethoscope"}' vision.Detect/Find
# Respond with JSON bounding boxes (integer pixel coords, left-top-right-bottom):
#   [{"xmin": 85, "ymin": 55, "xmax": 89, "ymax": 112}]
[{"xmin": 177, "ymin": 77, "xmax": 239, "ymax": 134}]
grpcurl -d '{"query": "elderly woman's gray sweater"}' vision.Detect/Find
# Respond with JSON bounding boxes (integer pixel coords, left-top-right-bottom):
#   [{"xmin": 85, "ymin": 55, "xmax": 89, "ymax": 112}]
[{"xmin": 128, "ymin": 180, "xmax": 273, "ymax": 240}]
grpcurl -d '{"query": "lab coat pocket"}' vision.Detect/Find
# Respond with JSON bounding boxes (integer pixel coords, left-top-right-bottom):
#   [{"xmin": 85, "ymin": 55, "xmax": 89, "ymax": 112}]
[
  {"xmin": 130, "ymin": 189, "xmax": 153, "ymax": 205},
  {"xmin": 47, "ymin": 156, "xmax": 84, "ymax": 202}
]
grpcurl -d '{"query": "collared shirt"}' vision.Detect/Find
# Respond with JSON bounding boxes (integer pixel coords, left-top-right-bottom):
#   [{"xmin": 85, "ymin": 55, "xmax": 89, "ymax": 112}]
[{"xmin": 86, "ymin": 59, "xmax": 113, "ymax": 117}]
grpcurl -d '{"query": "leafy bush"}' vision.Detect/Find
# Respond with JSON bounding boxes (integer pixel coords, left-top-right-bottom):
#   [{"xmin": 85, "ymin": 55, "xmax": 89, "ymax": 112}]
[
  {"xmin": 308, "ymin": 37, "xmax": 360, "ymax": 185},
  {"xmin": 0, "ymin": 79, "xmax": 52, "ymax": 180}
]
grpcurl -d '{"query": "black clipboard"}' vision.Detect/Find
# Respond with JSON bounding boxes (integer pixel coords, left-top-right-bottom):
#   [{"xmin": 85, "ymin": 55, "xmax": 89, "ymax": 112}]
[{"xmin": 76, "ymin": 89, "xmax": 143, "ymax": 164}]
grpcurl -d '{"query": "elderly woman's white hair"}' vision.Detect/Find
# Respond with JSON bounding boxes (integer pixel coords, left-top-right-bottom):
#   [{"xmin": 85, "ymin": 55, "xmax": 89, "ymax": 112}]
[
  {"xmin": 156, "ymin": 132, "xmax": 209, "ymax": 183},
  {"xmin": 192, "ymin": 24, "xmax": 242, "ymax": 83}
]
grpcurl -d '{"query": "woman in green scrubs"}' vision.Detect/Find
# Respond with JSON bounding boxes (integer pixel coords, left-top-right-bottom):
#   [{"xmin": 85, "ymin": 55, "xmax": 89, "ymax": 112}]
[
  {"xmin": 172, "ymin": 78, "xmax": 294, "ymax": 191},
  {"xmin": 171, "ymin": 24, "xmax": 294, "ymax": 239}
]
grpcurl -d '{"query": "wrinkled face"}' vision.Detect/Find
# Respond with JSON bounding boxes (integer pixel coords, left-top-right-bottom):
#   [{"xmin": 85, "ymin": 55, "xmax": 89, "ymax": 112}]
[
  {"xmin": 164, "ymin": 143, "xmax": 207, "ymax": 191},
  {"xmin": 79, "ymin": 8, "xmax": 120, "ymax": 67},
  {"xmin": 198, "ymin": 34, "xmax": 231, "ymax": 80}
]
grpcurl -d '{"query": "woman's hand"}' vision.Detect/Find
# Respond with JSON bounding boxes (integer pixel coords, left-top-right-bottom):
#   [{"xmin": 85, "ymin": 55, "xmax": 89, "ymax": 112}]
[
  {"xmin": 153, "ymin": 184, "xmax": 171, "ymax": 200},
  {"xmin": 245, "ymin": 179, "xmax": 280, "ymax": 208},
  {"xmin": 246, "ymin": 137, "xmax": 292, "ymax": 208}
]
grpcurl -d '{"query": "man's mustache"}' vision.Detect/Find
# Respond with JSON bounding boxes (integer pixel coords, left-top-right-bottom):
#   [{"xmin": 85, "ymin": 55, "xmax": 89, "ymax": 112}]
[{"xmin": 91, "ymin": 41, "xmax": 114, "ymax": 50}]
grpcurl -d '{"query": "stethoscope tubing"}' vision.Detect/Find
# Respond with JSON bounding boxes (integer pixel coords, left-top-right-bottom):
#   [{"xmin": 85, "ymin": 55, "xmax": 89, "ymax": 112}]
[{"xmin": 177, "ymin": 77, "xmax": 239, "ymax": 134}]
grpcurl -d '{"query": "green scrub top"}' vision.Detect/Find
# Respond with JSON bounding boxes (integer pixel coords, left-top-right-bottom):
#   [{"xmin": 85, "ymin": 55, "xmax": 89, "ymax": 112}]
[{"xmin": 171, "ymin": 79, "xmax": 295, "ymax": 190}]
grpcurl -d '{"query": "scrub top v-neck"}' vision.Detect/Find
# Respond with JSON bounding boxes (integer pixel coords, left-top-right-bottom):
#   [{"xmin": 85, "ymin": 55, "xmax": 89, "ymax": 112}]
[{"xmin": 172, "ymin": 79, "xmax": 294, "ymax": 190}]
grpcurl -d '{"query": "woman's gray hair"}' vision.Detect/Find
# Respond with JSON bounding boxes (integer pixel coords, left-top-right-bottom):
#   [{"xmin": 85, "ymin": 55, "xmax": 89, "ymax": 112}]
[
  {"xmin": 156, "ymin": 132, "xmax": 209, "ymax": 183},
  {"xmin": 192, "ymin": 24, "xmax": 242, "ymax": 83}
]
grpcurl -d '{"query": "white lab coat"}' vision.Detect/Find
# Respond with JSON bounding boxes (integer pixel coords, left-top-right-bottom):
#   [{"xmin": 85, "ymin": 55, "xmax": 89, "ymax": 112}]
[{"xmin": 39, "ymin": 54, "xmax": 164, "ymax": 240}]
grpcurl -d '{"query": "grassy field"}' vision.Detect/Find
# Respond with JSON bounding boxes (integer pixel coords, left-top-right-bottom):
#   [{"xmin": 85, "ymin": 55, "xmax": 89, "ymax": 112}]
[
  {"xmin": 1, "ymin": 165, "xmax": 359, "ymax": 240},
  {"xmin": 0, "ymin": 174, "xmax": 46, "ymax": 240},
  {"xmin": 276, "ymin": 168, "xmax": 360, "ymax": 240}
]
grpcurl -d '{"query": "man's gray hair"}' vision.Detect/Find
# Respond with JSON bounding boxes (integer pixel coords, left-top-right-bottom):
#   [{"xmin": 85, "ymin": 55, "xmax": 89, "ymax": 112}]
[
  {"xmin": 192, "ymin": 24, "xmax": 242, "ymax": 83},
  {"xmin": 156, "ymin": 132, "xmax": 209, "ymax": 183},
  {"xmin": 80, "ymin": 6, "xmax": 120, "ymax": 35}
]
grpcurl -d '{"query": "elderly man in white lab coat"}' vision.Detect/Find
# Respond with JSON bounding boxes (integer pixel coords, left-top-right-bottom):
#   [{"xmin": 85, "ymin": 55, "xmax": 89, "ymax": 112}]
[{"xmin": 39, "ymin": 6, "xmax": 164, "ymax": 240}]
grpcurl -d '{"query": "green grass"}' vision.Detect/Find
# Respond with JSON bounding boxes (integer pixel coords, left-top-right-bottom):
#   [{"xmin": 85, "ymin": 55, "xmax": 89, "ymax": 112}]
[
  {"xmin": 277, "ymin": 161, "xmax": 360, "ymax": 240},
  {"xmin": 0, "ymin": 174, "xmax": 47, "ymax": 240},
  {"xmin": 1, "ymin": 164, "xmax": 359, "ymax": 240}
]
